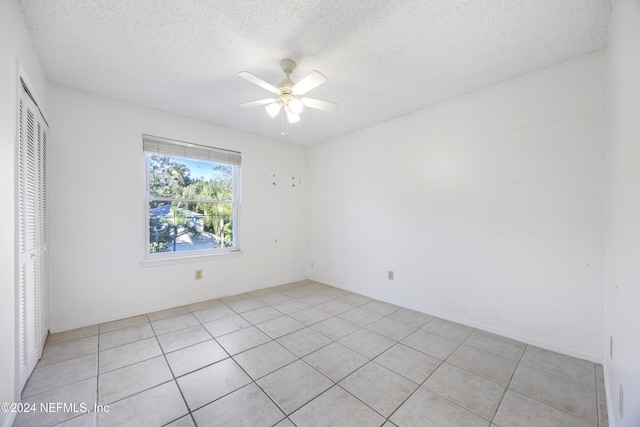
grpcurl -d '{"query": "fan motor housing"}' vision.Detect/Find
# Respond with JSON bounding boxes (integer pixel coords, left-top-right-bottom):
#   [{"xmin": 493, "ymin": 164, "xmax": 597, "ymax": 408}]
[{"xmin": 277, "ymin": 79, "xmax": 295, "ymax": 94}]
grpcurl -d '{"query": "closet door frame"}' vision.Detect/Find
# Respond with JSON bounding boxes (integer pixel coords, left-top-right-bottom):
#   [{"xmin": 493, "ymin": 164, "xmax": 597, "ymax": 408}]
[{"xmin": 16, "ymin": 69, "xmax": 49, "ymax": 392}]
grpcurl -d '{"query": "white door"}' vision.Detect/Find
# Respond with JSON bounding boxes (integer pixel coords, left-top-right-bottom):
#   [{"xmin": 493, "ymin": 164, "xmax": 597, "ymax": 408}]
[{"xmin": 18, "ymin": 80, "xmax": 48, "ymax": 390}]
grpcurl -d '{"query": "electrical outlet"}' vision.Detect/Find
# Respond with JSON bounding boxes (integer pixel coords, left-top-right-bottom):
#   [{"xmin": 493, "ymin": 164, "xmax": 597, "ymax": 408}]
[
  {"xmin": 388, "ymin": 270, "xmax": 394, "ymax": 280},
  {"xmin": 310, "ymin": 261, "xmax": 314, "ymax": 269},
  {"xmin": 195, "ymin": 269, "xmax": 202, "ymax": 280}
]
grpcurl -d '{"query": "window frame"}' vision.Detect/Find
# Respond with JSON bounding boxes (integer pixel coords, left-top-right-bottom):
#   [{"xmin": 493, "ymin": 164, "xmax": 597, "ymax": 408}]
[{"xmin": 141, "ymin": 135, "xmax": 241, "ymax": 265}]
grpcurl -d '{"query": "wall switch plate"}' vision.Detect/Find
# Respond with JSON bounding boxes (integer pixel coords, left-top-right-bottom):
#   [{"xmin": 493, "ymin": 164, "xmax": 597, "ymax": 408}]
[{"xmin": 388, "ymin": 270, "xmax": 394, "ymax": 280}]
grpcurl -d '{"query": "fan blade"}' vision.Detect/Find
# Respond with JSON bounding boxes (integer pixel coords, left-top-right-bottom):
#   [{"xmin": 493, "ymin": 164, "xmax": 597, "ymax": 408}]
[
  {"xmin": 240, "ymin": 98, "xmax": 278, "ymax": 108},
  {"xmin": 239, "ymin": 71, "xmax": 279, "ymax": 94},
  {"xmin": 300, "ymin": 97, "xmax": 339, "ymax": 112},
  {"xmin": 292, "ymin": 70, "xmax": 326, "ymax": 95}
]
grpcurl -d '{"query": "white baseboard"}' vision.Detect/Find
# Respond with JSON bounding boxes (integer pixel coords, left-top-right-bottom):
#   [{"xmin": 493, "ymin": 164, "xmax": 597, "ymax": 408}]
[
  {"xmin": 48, "ymin": 277, "xmax": 307, "ymax": 333},
  {"xmin": 315, "ymin": 278, "xmax": 604, "ymax": 363}
]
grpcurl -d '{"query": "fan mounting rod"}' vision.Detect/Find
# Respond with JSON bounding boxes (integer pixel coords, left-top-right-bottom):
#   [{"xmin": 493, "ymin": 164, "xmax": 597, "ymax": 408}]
[
  {"xmin": 277, "ymin": 59, "xmax": 296, "ymax": 96},
  {"xmin": 280, "ymin": 59, "xmax": 297, "ymax": 77}
]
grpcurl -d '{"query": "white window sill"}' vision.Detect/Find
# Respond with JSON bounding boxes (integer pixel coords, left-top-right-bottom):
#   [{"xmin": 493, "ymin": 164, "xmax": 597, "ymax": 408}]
[{"xmin": 140, "ymin": 250, "xmax": 243, "ymax": 267}]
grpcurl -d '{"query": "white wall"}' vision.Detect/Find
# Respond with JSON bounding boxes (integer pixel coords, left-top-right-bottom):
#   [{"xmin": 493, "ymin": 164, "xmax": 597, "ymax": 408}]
[
  {"xmin": 0, "ymin": 0, "xmax": 49, "ymax": 425},
  {"xmin": 1, "ymin": 3, "xmax": 622, "ymax": 424},
  {"xmin": 307, "ymin": 51, "xmax": 606, "ymax": 361},
  {"xmin": 48, "ymin": 85, "xmax": 308, "ymax": 331},
  {"xmin": 605, "ymin": 0, "xmax": 640, "ymax": 425}
]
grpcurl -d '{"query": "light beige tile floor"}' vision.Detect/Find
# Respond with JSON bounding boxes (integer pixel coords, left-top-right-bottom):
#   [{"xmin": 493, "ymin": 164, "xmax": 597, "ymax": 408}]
[{"xmin": 15, "ymin": 280, "xmax": 608, "ymax": 427}]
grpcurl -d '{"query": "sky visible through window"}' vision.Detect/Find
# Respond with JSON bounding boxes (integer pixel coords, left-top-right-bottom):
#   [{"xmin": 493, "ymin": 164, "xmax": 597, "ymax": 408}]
[{"xmin": 176, "ymin": 157, "xmax": 231, "ymax": 182}]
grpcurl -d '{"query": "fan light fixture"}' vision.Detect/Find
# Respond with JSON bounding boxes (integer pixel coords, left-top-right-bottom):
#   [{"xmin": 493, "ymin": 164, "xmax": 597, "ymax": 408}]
[
  {"xmin": 266, "ymin": 102, "xmax": 282, "ymax": 118},
  {"xmin": 286, "ymin": 110, "xmax": 300, "ymax": 124},
  {"xmin": 239, "ymin": 59, "xmax": 338, "ymax": 131},
  {"xmin": 288, "ymin": 98, "xmax": 304, "ymax": 115}
]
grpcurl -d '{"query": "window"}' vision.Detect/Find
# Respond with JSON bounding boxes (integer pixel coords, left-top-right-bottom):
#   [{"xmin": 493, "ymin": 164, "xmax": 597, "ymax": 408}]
[{"xmin": 143, "ymin": 135, "xmax": 241, "ymax": 261}]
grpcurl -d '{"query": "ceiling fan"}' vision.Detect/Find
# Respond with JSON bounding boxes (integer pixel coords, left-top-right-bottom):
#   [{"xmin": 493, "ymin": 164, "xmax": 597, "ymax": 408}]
[{"xmin": 239, "ymin": 59, "xmax": 338, "ymax": 125}]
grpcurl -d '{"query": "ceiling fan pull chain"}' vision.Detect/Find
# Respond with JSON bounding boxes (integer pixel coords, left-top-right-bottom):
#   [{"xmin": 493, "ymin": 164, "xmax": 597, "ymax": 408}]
[{"xmin": 281, "ymin": 110, "xmax": 289, "ymax": 136}]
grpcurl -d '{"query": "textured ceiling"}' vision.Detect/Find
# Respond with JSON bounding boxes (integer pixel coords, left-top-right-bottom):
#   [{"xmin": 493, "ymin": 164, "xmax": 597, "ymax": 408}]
[{"xmin": 18, "ymin": 0, "xmax": 611, "ymax": 146}]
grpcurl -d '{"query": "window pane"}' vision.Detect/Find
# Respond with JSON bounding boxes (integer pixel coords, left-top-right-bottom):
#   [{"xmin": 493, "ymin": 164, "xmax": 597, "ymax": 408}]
[
  {"xmin": 148, "ymin": 155, "xmax": 233, "ymax": 200},
  {"xmin": 149, "ymin": 201, "xmax": 234, "ymax": 253}
]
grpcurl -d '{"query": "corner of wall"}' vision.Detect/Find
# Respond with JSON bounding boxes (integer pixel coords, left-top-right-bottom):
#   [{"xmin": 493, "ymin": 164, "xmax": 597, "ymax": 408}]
[
  {"xmin": 0, "ymin": 0, "xmax": 50, "ymax": 414},
  {"xmin": 604, "ymin": 0, "xmax": 640, "ymax": 425}
]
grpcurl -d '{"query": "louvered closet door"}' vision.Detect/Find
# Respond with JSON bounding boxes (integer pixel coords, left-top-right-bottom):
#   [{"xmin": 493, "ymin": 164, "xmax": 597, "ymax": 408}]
[{"xmin": 18, "ymin": 80, "xmax": 48, "ymax": 391}]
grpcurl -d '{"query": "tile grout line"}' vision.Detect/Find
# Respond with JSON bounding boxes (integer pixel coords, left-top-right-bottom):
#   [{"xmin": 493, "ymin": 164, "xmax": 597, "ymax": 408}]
[
  {"xmin": 97, "ymin": 317, "xmax": 179, "ymax": 425},
  {"xmin": 198, "ymin": 292, "xmax": 355, "ymax": 423},
  {"xmin": 225, "ymin": 332, "xmax": 293, "ymax": 425},
  {"xmin": 33, "ymin": 283, "xmax": 606, "ymax": 427},
  {"xmin": 337, "ymin": 320, "xmax": 440, "ymax": 423},
  {"xmin": 153, "ymin": 308, "xmax": 208, "ymax": 427},
  {"xmin": 383, "ymin": 323, "xmax": 472, "ymax": 424},
  {"xmin": 130, "ymin": 294, "xmax": 445, "ymax": 424},
  {"xmin": 238, "ymin": 292, "xmax": 340, "ymax": 426},
  {"xmin": 177, "ymin": 307, "xmax": 231, "ymax": 424},
  {"xmin": 233, "ymin": 318, "xmax": 339, "ymax": 421},
  {"xmin": 25, "ymin": 287, "xmax": 388, "ymax": 426},
  {"xmin": 186, "ymin": 300, "xmax": 291, "ymax": 425},
  {"xmin": 288, "ymin": 312, "xmax": 433, "ymax": 424},
  {"xmin": 489, "ymin": 344, "xmax": 602, "ymax": 425},
  {"xmin": 28, "ymin": 332, "xmax": 101, "ymax": 426},
  {"xmin": 506, "ymin": 358, "xmax": 601, "ymax": 425},
  {"xmin": 99, "ymin": 314, "xmax": 202, "ymax": 425},
  {"xmin": 489, "ymin": 342, "xmax": 528, "ymax": 424},
  {"xmin": 218, "ymin": 294, "xmax": 395, "ymax": 423},
  {"xmin": 505, "ymin": 389, "xmax": 600, "ymax": 427}
]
